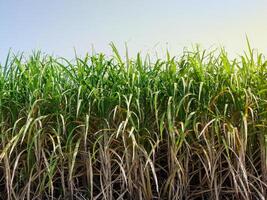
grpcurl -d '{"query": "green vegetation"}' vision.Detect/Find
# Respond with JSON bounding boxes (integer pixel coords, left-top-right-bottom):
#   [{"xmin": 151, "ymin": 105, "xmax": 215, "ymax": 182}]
[{"xmin": 0, "ymin": 44, "xmax": 267, "ymax": 199}]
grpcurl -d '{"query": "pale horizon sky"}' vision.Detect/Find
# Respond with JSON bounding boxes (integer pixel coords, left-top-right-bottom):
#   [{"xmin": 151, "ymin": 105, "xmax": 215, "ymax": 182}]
[{"xmin": 1, "ymin": 0, "xmax": 267, "ymax": 61}]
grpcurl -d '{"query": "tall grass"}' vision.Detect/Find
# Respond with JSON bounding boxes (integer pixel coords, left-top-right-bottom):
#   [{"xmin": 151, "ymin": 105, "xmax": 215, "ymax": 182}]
[{"xmin": 0, "ymin": 45, "xmax": 267, "ymax": 199}]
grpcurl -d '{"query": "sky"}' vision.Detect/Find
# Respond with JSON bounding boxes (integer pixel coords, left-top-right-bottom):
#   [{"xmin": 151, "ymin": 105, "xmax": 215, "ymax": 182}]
[{"xmin": 1, "ymin": 0, "xmax": 267, "ymax": 61}]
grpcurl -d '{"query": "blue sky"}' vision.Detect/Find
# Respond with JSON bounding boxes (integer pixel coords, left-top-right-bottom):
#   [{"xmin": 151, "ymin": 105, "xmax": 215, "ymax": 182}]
[{"xmin": 1, "ymin": 0, "xmax": 267, "ymax": 60}]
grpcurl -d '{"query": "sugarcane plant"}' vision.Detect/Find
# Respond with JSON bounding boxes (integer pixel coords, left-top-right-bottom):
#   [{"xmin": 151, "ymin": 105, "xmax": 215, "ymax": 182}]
[{"xmin": 0, "ymin": 43, "xmax": 267, "ymax": 199}]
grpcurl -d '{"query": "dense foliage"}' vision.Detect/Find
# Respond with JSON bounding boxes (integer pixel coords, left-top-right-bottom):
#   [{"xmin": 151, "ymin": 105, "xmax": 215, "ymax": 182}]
[{"xmin": 0, "ymin": 45, "xmax": 267, "ymax": 199}]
